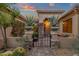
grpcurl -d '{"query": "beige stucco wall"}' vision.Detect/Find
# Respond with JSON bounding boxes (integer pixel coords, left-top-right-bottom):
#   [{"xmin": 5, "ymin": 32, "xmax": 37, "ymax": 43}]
[
  {"xmin": 59, "ymin": 21, "xmax": 63, "ymax": 33},
  {"xmin": 59, "ymin": 12, "xmax": 79, "ymax": 36},
  {"xmin": 0, "ymin": 27, "xmax": 12, "ymax": 49},
  {"xmin": 72, "ymin": 13, "xmax": 79, "ymax": 36}
]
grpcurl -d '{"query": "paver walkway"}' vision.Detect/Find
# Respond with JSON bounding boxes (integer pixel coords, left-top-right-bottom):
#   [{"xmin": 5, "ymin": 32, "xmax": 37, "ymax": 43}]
[
  {"xmin": 29, "ymin": 33, "xmax": 56, "ymax": 56},
  {"xmin": 29, "ymin": 47, "xmax": 53, "ymax": 56}
]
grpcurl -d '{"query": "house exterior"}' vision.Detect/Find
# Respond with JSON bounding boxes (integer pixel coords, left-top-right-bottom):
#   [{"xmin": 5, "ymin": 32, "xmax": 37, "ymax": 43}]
[
  {"xmin": 37, "ymin": 9, "xmax": 65, "ymax": 34},
  {"xmin": 37, "ymin": 9, "xmax": 65, "ymax": 23},
  {"xmin": 58, "ymin": 6, "xmax": 79, "ymax": 36}
]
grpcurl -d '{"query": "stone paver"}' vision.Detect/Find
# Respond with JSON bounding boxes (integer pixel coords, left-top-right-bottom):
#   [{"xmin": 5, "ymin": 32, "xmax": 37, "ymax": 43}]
[
  {"xmin": 28, "ymin": 34, "xmax": 59, "ymax": 56},
  {"xmin": 29, "ymin": 47, "xmax": 53, "ymax": 56}
]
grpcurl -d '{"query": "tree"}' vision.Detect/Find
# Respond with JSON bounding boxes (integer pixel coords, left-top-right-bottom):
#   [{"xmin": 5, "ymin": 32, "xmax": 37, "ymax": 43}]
[
  {"xmin": 0, "ymin": 3, "xmax": 20, "ymax": 48},
  {"xmin": 10, "ymin": 8, "xmax": 20, "ymax": 36},
  {"xmin": 0, "ymin": 3, "xmax": 12, "ymax": 49},
  {"xmin": 0, "ymin": 3, "xmax": 9, "ymax": 9},
  {"xmin": 10, "ymin": 8, "xmax": 20, "ymax": 25},
  {"xmin": 0, "ymin": 12, "xmax": 13, "ymax": 49}
]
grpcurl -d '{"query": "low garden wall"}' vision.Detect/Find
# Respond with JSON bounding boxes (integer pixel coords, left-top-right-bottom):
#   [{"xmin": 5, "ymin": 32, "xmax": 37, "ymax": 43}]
[
  {"xmin": 7, "ymin": 37, "xmax": 22, "ymax": 48},
  {"xmin": 7, "ymin": 31, "xmax": 33, "ymax": 48},
  {"xmin": 58, "ymin": 37, "xmax": 75, "ymax": 49},
  {"xmin": 51, "ymin": 33, "xmax": 76, "ymax": 49}
]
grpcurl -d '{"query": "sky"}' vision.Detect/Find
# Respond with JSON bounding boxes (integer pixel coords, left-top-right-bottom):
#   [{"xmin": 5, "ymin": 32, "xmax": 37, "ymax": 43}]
[{"xmin": 10, "ymin": 3, "xmax": 74, "ymax": 17}]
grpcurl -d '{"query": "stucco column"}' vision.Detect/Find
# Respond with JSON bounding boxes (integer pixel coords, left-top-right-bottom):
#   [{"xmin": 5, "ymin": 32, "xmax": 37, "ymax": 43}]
[
  {"xmin": 72, "ymin": 13, "xmax": 79, "ymax": 36},
  {"xmin": 78, "ymin": 14, "xmax": 79, "ymax": 35},
  {"xmin": 59, "ymin": 21, "xmax": 63, "ymax": 33}
]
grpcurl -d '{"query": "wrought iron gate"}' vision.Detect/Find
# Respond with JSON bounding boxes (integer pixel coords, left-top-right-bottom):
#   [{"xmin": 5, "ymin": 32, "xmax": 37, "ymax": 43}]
[{"xmin": 34, "ymin": 23, "xmax": 51, "ymax": 47}]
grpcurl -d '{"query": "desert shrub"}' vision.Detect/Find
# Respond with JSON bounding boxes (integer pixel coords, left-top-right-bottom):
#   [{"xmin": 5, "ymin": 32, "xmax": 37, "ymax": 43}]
[
  {"xmin": 13, "ymin": 47, "xmax": 26, "ymax": 56},
  {"xmin": 0, "ymin": 51, "xmax": 13, "ymax": 56},
  {"xmin": 0, "ymin": 47, "xmax": 27, "ymax": 56}
]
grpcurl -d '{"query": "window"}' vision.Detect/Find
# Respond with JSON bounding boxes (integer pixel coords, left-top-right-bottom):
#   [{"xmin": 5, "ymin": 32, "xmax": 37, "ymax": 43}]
[{"xmin": 63, "ymin": 18, "xmax": 72, "ymax": 33}]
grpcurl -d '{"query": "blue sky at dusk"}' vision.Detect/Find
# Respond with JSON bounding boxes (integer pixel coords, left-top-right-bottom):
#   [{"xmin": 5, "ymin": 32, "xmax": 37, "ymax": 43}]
[{"xmin": 10, "ymin": 3, "xmax": 74, "ymax": 17}]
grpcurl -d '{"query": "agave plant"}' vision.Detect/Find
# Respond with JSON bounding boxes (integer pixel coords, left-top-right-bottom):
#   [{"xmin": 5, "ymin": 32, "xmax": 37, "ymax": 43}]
[
  {"xmin": 49, "ymin": 16, "xmax": 58, "ymax": 26},
  {"xmin": 26, "ymin": 16, "xmax": 35, "ymax": 26}
]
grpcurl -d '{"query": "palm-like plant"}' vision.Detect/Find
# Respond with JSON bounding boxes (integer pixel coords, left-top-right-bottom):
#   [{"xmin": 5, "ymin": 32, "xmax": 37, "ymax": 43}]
[
  {"xmin": 0, "ymin": 3, "xmax": 9, "ymax": 9},
  {"xmin": 10, "ymin": 8, "xmax": 20, "ymax": 25},
  {"xmin": 10, "ymin": 8, "xmax": 20, "ymax": 36},
  {"xmin": 26, "ymin": 16, "xmax": 35, "ymax": 26}
]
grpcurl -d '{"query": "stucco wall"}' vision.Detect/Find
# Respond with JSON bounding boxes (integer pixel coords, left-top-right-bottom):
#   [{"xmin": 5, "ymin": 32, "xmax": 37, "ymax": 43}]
[
  {"xmin": 59, "ymin": 21, "xmax": 63, "ymax": 33},
  {"xmin": 0, "ymin": 27, "xmax": 12, "ymax": 49},
  {"xmin": 58, "ymin": 36, "xmax": 75, "ymax": 49},
  {"xmin": 72, "ymin": 13, "xmax": 79, "ymax": 36}
]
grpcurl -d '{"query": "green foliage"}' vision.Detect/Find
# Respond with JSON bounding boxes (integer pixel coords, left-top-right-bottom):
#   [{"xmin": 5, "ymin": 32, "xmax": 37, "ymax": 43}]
[
  {"xmin": 0, "ymin": 11, "xmax": 13, "ymax": 48},
  {"xmin": 10, "ymin": 8, "xmax": 20, "ymax": 26},
  {"xmin": 0, "ymin": 51, "xmax": 13, "ymax": 56},
  {"xmin": 0, "ymin": 4, "xmax": 20, "ymax": 49},
  {"xmin": 11, "ymin": 20, "xmax": 25, "ymax": 37},
  {"xmin": 11, "ymin": 8, "xmax": 20, "ymax": 18},
  {"xmin": 26, "ymin": 16, "xmax": 35, "ymax": 26},
  {"xmin": 0, "ymin": 47, "xmax": 27, "ymax": 56},
  {"xmin": 13, "ymin": 47, "xmax": 26, "ymax": 56},
  {"xmin": 0, "ymin": 3, "xmax": 9, "ymax": 9},
  {"xmin": 32, "ymin": 23, "xmax": 38, "ymax": 32},
  {"xmin": 0, "ymin": 4, "xmax": 13, "ymax": 49},
  {"xmin": 49, "ymin": 16, "xmax": 58, "ymax": 26},
  {"xmin": 32, "ymin": 32, "xmax": 38, "ymax": 37},
  {"xmin": 0, "ymin": 12, "xmax": 12, "ymax": 28},
  {"xmin": 10, "ymin": 8, "xmax": 21, "ymax": 37}
]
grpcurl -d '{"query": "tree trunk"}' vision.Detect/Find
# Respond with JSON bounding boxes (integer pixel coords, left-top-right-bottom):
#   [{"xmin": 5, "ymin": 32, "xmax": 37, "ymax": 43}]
[
  {"xmin": 0, "ymin": 26, "xmax": 7, "ymax": 49},
  {"xmin": 0, "ymin": 27, "xmax": 5, "ymax": 48},
  {"xmin": 0, "ymin": 26, "xmax": 4, "ymax": 40},
  {"xmin": 3, "ymin": 27, "xmax": 7, "ymax": 49}
]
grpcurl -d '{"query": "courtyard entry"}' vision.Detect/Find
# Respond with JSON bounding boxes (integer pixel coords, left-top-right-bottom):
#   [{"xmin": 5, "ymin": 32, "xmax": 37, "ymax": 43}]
[{"xmin": 33, "ymin": 18, "xmax": 51, "ymax": 47}]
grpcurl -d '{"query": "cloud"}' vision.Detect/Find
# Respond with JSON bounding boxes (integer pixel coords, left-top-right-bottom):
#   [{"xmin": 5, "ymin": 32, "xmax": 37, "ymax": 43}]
[
  {"xmin": 22, "ymin": 5, "xmax": 34, "ymax": 10},
  {"xmin": 70, "ymin": 3, "xmax": 74, "ymax": 7},
  {"xmin": 48, "ymin": 3, "xmax": 55, "ymax": 7},
  {"xmin": 16, "ymin": 3, "xmax": 36, "ymax": 12}
]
